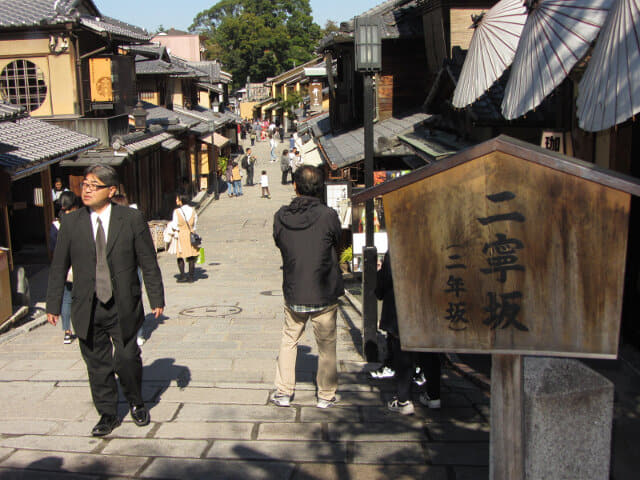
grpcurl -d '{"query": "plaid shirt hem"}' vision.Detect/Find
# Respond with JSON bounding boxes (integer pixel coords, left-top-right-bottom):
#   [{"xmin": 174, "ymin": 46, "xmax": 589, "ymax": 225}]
[{"xmin": 287, "ymin": 303, "xmax": 329, "ymax": 313}]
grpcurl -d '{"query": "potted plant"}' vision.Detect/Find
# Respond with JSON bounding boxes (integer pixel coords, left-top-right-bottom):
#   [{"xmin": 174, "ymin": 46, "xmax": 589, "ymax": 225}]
[{"xmin": 339, "ymin": 246, "xmax": 352, "ymax": 273}]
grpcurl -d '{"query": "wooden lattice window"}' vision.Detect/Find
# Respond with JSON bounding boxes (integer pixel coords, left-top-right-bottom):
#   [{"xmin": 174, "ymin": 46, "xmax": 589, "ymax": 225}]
[
  {"xmin": 139, "ymin": 91, "xmax": 155, "ymax": 102},
  {"xmin": 0, "ymin": 60, "xmax": 47, "ymax": 112}
]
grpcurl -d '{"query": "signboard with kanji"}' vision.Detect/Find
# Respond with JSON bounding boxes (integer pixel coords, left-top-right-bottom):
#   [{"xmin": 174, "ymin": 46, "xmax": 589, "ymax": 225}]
[
  {"xmin": 352, "ymin": 136, "xmax": 640, "ymax": 358},
  {"xmin": 310, "ymin": 82, "xmax": 323, "ymax": 109}
]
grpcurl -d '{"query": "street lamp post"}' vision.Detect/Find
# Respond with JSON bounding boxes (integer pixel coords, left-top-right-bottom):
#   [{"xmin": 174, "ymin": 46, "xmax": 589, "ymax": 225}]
[{"xmin": 355, "ymin": 16, "xmax": 382, "ymax": 362}]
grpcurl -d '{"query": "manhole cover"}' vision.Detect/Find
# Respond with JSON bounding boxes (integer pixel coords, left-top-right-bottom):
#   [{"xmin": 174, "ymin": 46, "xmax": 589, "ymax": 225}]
[
  {"xmin": 180, "ymin": 305, "xmax": 242, "ymax": 317},
  {"xmin": 260, "ymin": 290, "xmax": 283, "ymax": 296}
]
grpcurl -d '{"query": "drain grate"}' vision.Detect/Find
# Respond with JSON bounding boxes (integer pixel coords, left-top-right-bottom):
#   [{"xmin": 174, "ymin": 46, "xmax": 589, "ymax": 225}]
[{"xmin": 180, "ymin": 305, "xmax": 242, "ymax": 317}]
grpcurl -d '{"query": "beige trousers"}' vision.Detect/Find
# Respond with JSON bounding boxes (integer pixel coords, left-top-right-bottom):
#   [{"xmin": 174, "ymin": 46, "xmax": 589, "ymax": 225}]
[{"xmin": 274, "ymin": 303, "xmax": 338, "ymax": 401}]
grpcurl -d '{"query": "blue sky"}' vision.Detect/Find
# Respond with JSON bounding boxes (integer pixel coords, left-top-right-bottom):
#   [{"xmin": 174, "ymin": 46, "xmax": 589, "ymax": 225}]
[{"xmin": 95, "ymin": 0, "xmax": 376, "ymax": 33}]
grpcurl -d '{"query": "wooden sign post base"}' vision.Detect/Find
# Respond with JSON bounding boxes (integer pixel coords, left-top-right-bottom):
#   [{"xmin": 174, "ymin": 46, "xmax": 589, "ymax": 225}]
[{"xmin": 490, "ymin": 354, "xmax": 524, "ymax": 480}]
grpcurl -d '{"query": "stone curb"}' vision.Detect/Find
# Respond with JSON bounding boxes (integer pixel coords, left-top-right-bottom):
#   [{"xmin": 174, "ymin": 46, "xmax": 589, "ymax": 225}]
[
  {"xmin": 343, "ymin": 289, "xmax": 362, "ymax": 316},
  {"xmin": 445, "ymin": 354, "xmax": 491, "ymax": 392},
  {"xmin": 0, "ymin": 307, "xmax": 48, "ymax": 344}
]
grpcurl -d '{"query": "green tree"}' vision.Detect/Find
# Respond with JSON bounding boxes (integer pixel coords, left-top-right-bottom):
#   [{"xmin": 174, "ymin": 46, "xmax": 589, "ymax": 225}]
[
  {"xmin": 190, "ymin": 0, "xmax": 322, "ymax": 88},
  {"xmin": 322, "ymin": 20, "xmax": 340, "ymax": 36},
  {"xmin": 278, "ymin": 90, "xmax": 303, "ymax": 117}
]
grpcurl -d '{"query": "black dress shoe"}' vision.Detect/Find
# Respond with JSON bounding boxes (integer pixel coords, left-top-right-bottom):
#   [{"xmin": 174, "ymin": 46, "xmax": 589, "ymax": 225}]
[
  {"xmin": 91, "ymin": 414, "xmax": 120, "ymax": 437},
  {"xmin": 130, "ymin": 404, "xmax": 150, "ymax": 426}
]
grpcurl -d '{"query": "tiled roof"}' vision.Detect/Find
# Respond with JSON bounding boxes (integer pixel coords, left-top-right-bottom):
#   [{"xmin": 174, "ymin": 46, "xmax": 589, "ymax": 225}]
[
  {"xmin": 0, "ymin": 0, "xmax": 84, "ymax": 27},
  {"xmin": 195, "ymin": 82, "xmax": 224, "ymax": 95},
  {"xmin": 173, "ymin": 105, "xmax": 238, "ymax": 130},
  {"xmin": 60, "ymin": 149, "xmax": 126, "ymax": 167},
  {"xmin": 0, "ymin": 1, "xmax": 149, "ymax": 43},
  {"xmin": 122, "ymin": 132, "xmax": 174, "ymax": 154},
  {"xmin": 144, "ymin": 103, "xmax": 197, "ymax": 128},
  {"xmin": 0, "ymin": 116, "xmax": 99, "ymax": 175},
  {"xmin": 318, "ymin": 0, "xmax": 422, "ymax": 49},
  {"xmin": 428, "ymin": 52, "xmax": 554, "ymax": 126},
  {"xmin": 187, "ymin": 61, "xmax": 231, "ymax": 84},
  {"xmin": 169, "ymin": 55, "xmax": 206, "ymax": 79},
  {"xmin": 79, "ymin": 16, "xmax": 150, "ymax": 42},
  {"xmin": 129, "ymin": 44, "xmax": 168, "ymax": 58},
  {"xmin": 161, "ymin": 138, "xmax": 181, "ymax": 151},
  {"xmin": 297, "ymin": 112, "xmax": 331, "ymax": 138},
  {"xmin": 135, "ymin": 56, "xmax": 192, "ymax": 76},
  {"xmin": 0, "ymin": 102, "xmax": 25, "ymax": 121},
  {"xmin": 317, "ymin": 111, "xmax": 432, "ymax": 168}
]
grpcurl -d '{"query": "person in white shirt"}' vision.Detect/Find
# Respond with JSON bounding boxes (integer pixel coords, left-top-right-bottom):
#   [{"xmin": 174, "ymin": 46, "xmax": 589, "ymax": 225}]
[
  {"xmin": 270, "ymin": 135, "xmax": 278, "ymax": 162},
  {"xmin": 51, "ymin": 177, "xmax": 69, "ymax": 203},
  {"xmin": 261, "ymin": 170, "xmax": 271, "ymax": 199}
]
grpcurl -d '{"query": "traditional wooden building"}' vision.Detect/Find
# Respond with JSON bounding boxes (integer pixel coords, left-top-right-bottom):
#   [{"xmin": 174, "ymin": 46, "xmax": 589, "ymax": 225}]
[
  {"xmin": 0, "ymin": 105, "xmax": 98, "ymax": 266},
  {"xmin": 0, "ymin": 0, "xmax": 153, "ymax": 259}
]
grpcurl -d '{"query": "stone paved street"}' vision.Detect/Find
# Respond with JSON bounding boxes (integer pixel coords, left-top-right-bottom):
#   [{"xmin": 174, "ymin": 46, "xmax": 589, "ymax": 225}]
[{"xmin": 0, "ymin": 138, "xmax": 490, "ymax": 479}]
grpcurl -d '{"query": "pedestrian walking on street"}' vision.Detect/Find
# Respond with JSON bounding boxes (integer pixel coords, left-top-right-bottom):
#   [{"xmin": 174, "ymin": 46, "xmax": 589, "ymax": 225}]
[
  {"xmin": 376, "ymin": 251, "xmax": 441, "ymax": 415},
  {"xmin": 271, "ymin": 165, "xmax": 344, "ymax": 409},
  {"xmin": 242, "ymin": 148, "xmax": 256, "ymax": 186},
  {"xmin": 172, "ymin": 193, "xmax": 200, "ymax": 283},
  {"xmin": 269, "ymin": 134, "xmax": 277, "ymax": 162},
  {"xmin": 280, "ymin": 149, "xmax": 290, "ymax": 184},
  {"xmin": 261, "ymin": 170, "xmax": 271, "ymax": 199},
  {"xmin": 226, "ymin": 160, "xmax": 234, "ymax": 197},
  {"xmin": 46, "ymin": 164, "xmax": 164, "ymax": 437},
  {"xmin": 49, "ymin": 190, "xmax": 81, "ymax": 344},
  {"xmin": 231, "ymin": 161, "xmax": 243, "ymax": 196}
]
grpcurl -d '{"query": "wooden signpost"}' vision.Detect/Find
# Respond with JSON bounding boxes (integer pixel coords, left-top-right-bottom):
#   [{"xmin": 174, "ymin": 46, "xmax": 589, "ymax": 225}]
[{"xmin": 352, "ymin": 135, "xmax": 640, "ymax": 479}]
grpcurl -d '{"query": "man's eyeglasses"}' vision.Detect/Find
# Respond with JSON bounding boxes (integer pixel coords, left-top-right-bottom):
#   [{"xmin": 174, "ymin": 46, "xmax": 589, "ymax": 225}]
[{"xmin": 81, "ymin": 181, "xmax": 110, "ymax": 192}]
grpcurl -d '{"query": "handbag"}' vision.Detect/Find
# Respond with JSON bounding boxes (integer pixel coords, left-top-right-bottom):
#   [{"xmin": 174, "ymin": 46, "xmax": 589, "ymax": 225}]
[{"xmin": 180, "ymin": 207, "xmax": 202, "ymax": 247}]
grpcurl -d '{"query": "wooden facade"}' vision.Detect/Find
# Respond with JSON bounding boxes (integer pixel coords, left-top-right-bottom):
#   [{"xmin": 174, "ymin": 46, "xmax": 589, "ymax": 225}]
[{"xmin": 419, "ymin": 1, "xmax": 495, "ymax": 77}]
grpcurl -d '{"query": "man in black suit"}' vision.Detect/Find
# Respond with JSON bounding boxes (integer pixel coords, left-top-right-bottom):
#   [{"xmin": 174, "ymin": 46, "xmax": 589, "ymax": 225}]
[{"xmin": 46, "ymin": 164, "xmax": 165, "ymax": 436}]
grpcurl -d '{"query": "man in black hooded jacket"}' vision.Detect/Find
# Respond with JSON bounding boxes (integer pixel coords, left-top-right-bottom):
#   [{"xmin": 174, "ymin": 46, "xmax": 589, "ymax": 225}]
[{"xmin": 271, "ymin": 165, "xmax": 344, "ymax": 409}]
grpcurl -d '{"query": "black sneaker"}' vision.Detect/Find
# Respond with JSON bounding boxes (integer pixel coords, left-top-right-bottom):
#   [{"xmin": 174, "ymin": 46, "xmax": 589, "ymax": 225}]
[{"xmin": 63, "ymin": 333, "xmax": 73, "ymax": 344}]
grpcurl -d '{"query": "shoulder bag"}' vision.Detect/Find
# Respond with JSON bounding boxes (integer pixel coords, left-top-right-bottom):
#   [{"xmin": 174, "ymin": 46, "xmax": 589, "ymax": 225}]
[{"xmin": 180, "ymin": 207, "xmax": 202, "ymax": 247}]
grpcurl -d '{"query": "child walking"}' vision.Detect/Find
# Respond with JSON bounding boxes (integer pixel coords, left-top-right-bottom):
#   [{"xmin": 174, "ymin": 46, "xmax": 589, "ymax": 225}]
[{"xmin": 261, "ymin": 170, "xmax": 271, "ymax": 198}]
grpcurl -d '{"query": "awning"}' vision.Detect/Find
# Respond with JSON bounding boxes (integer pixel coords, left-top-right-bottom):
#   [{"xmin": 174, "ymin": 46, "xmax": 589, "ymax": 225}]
[
  {"xmin": 202, "ymin": 132, "xmax": 230, "ymax": 148},
  {"xmin": 260, "ymin": 102, "xmax": 279, "ymax": 112},
  {"xmin": 398, "ymin": 133, "xmax": 459, "ymax": 161},
  {"xmin": 300, "ymin": 140, "xmax": 324, "ymax": 167},
  {"xmin": 196, "ymin": 82, "xmax": 224, "ymax": 94}
]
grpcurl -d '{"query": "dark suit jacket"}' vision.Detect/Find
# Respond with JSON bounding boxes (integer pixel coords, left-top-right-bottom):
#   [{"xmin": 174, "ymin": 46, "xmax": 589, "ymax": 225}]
[{"xmin": 46, "ymin": 204, "xmax": 165, "ymax": 342}]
